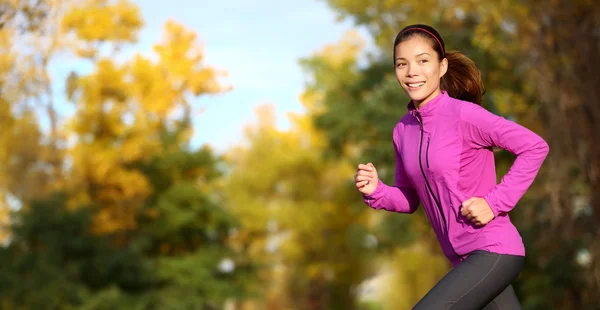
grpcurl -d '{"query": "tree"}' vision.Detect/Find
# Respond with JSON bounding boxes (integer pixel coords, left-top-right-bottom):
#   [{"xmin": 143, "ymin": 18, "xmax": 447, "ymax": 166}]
[
  {"xmin": 0, "ymin": 0, "xmax": 73, "ymax": 244},
  {"xmin": 0, "ymin": 0, "xmax": 51, "ymax": 33},
  {"xmin": 224, "ymin": 104, "xmax": 380, "ymax": 309},
  {"xmin": 0, "ymin": 0, "xmax": 254, "ymax": 308},
  {"xmin": 0, "ymin": 143, "xmax": 252, "ymax": 309},
  {"xmin": 63, "ymin": 7, "xmax": 226, "ymax": 233}
]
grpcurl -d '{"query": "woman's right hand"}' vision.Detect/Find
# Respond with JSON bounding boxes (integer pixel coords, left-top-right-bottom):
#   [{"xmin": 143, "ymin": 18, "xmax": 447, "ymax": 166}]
[{"xmin": 355, "ymin": 163, "xmax": 379, "ymax": 195}]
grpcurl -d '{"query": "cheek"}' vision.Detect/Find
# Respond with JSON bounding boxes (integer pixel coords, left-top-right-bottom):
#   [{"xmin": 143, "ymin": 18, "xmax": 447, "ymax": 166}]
[
  {"xmin": 425, "ymin": 67, "xmax": 441, "ymax": 85},
  {"xmin": 395, "ymin": 69, "xmax": 405, "ymax": 84},
  {"xmin": 424, "ymin": 66, "xmax": 439, "ymax": 78}
]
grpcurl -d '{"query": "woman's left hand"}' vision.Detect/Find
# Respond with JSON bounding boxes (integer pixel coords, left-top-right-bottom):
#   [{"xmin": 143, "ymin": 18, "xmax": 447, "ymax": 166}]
[{"xmin": 461, "ymin": 197, "xmax": 495, "ymax": 226}]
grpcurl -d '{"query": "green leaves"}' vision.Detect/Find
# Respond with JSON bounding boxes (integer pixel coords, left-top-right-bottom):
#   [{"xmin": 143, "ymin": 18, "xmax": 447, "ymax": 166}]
[
  {"xmin": 1, "ymin": 0, "xmax": 596, "ymax": 308},
  {"xmin": 0, "ymin": 143, "xmax": 252, "ymax": 309},
  {"xmin": 0, "ymin": 1, "xmax": 250, "ymax": 304}
]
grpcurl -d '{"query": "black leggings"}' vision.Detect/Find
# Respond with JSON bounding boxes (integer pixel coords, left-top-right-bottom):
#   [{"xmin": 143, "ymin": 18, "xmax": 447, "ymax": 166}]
[{"xmin": 413, "ymin": 250, "xmax": 524, "ymax": 310}]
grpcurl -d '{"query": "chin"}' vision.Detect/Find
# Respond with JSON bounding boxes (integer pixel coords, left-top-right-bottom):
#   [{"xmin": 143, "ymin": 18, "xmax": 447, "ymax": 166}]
[
  {"xmin": 403, "ymin": 89, "xmax": 428, "ymax": 103},
  {"xmin": 408, "ymin": 94, "xmax": 427, "ymax": 103}
]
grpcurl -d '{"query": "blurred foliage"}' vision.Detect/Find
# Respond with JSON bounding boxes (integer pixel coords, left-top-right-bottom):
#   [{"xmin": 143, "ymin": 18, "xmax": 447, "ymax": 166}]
[
  {"xmin": 0, "ymin": 0, "xmax": 597, "ymax": 309},
  {"xmin": 0, "ymin": 0, "xmax": 51, "ymax": 33},
  {"xmin": 224, "ymin": 105, "xmax": 377, "ymax": 309},
  {"xmin": 0, "ymin": 0, "xmax": 252, "ymax": 308}
]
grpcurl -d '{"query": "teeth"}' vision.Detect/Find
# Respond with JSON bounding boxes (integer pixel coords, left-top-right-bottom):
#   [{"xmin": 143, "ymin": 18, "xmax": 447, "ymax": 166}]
[{"xmin": 408, "ymin": 82, "xmax": 425, "ymax": 87}]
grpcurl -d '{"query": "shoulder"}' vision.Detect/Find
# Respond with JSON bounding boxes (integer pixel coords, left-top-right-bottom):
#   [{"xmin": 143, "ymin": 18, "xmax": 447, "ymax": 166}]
[
  {"xmin": 444, "ymin": 97, "xmax": 502, "ymax": 131},
  {"xmin": 393, "ymin": 113, "xmax": 413, "ymax": 143},
  {"xmin": 398, "ymin": 113, "xmax": 414, "ymax": 128},
  {"xmin": 439, "ymin": 96, "xmax": 478, "ymax": 117}
]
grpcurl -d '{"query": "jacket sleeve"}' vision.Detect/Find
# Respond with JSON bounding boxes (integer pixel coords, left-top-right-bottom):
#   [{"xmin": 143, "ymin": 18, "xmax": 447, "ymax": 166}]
[
  {"xmin": 362, "ymin": 126, "xmax": 420, "ymax": 213},
  {"xmin": 460, "ymin": 102, "xmax": 550, "ymax": 217}
]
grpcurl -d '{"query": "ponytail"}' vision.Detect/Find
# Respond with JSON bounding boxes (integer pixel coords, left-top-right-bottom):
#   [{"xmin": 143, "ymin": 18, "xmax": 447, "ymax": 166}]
[
  {"xmin": 395, "ymin": 24, "xmax": 486, "ymax": 105},
  {"xmin": 441, "ymin": 51, "xmax": 485, "ymax": 105}
]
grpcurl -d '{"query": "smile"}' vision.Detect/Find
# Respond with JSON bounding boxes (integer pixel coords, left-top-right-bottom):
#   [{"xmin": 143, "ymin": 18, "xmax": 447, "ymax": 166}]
[{"xmin": 406, "ymin": 82, "xmax": 426, "ymax": 89}]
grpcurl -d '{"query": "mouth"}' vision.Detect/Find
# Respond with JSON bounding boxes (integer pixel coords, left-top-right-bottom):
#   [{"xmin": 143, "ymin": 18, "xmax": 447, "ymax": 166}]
[{"xmin": 405, "ymin": 81, "xmax": 426, "ymax": 90}]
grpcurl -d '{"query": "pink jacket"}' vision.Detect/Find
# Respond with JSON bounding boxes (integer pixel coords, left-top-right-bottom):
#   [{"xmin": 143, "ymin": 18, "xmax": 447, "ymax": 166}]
[{"xmin": 363, "ymin": 91, "xmax": 549, "ymax": 266}]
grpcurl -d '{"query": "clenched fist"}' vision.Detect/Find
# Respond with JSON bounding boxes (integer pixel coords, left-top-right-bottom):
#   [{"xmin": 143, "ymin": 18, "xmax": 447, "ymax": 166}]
[
  {"xmin": 461, "ymin": 197, "xmax": 495, "ymax": 226},
  {"xmin": 355, "ymin": 163, "xmax": 379, "ymax": 195}
]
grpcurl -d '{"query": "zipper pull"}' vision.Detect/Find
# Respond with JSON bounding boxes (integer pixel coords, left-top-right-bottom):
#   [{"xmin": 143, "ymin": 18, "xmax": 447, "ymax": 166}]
[{"xmin": 426, "ymin": 136, "xmax": 431, "ymax": 168}]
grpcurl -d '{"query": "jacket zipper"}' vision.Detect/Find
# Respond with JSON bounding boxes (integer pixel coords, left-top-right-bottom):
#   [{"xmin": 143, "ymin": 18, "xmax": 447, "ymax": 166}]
[
  {"xmin": 416, "ymin": 114, "xmax": 461, "ymax": 261},
  {"xmin": 426, "ymin": 136, "xmax": 431, "ymax": 168}
]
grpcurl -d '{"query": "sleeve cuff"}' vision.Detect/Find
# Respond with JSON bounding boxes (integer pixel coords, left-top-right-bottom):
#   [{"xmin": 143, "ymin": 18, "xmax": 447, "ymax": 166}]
[
  {"xmin": 483, "ymin": 194, "xmax": 499, "ymax": 218},
  {"xmin": 362, "ymin": 179, "xmax": 386, "ymax": 206}
]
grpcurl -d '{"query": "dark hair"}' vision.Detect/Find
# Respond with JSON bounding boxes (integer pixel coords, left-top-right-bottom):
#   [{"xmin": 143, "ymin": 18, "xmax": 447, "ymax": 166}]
[{"xmin": 393, "ymin": 24, "xmax": 485, "ymax": 105}]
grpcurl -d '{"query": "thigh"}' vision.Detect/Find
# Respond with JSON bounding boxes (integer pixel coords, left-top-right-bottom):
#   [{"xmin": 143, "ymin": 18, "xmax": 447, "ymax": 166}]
[
  {"xmin": 482, "ymin": 285, "xmax": 522, "ymax": 310},
  {"xmin": 412, "ymin": 250, "xmax": 524, "ymax": 310}
]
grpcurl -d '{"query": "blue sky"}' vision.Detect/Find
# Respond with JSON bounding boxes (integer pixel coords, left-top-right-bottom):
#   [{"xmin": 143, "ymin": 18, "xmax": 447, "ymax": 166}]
[{"xmin": 49, "ymin": 0, "xmax": 373, "ymax": 153}]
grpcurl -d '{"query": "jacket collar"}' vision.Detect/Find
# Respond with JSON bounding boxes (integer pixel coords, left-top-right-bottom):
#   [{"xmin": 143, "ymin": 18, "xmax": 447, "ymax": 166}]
[{"xmin": 408, "ymin": 90, "xmax": 448, "ymax": 124}]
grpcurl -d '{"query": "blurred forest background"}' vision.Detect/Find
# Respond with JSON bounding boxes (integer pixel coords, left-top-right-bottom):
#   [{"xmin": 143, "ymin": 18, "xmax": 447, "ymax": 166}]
[{"xmin": 0, "ymin": 0, "xmax": 598, "ymax": 309}]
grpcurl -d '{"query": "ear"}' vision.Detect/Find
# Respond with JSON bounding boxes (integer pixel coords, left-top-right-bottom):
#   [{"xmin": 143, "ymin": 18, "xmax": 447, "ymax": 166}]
[{"xmin": 439, "ymin": 57, "xmax": 448, "ymax": 78}]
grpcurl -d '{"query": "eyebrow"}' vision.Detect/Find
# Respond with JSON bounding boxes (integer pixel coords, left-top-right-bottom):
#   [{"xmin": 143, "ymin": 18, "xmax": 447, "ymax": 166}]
[{"xmin": 395, "ymin": 52, "xmax": 431, "ymax": 61}]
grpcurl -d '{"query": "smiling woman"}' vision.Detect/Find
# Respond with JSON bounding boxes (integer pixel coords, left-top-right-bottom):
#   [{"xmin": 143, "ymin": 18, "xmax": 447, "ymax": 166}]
[
  {"xmin": 393, "ymin": 25, "xmax": 484, "ymax": 108},
  {"xmin": 393, "ymin": 34, "xmax": 447, "ymax": 108},
  {"xmin": 355, "ymin": 23, "xmax": 549, "ymax": 309}
]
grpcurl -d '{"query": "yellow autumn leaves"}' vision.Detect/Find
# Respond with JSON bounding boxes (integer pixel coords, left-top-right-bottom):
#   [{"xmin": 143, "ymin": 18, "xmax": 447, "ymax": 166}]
[{"xmin": 0, "ymin": 0, "xmax": 229, "ymax": 235}]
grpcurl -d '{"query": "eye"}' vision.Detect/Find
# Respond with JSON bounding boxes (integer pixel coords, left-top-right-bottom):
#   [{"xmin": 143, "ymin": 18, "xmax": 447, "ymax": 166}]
[
  {"xmin": 396, "ymin": 63, "xmax": 406, "ymax": 68},
  {"xmin": 419, "ymin": 59, "xmax": 428, "ymax": 64}
]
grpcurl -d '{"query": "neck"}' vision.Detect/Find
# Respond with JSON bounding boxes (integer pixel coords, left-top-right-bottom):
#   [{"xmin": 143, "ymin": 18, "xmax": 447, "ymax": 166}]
[{"xmin": 415, "ymin": 88, "xmax": 442, "ymax": 109}]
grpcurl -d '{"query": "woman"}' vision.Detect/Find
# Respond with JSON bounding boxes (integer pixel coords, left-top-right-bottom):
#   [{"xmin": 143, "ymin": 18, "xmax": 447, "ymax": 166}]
[{"xmin": 354, "ymin": 24, "xmax": 549, "ymax": 309}]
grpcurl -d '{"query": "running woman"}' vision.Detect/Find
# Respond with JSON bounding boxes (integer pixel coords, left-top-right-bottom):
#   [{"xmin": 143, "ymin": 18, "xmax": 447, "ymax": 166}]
[{"xmin": 354, "ymin": 24, "xmax": 549, "ymax": 309}]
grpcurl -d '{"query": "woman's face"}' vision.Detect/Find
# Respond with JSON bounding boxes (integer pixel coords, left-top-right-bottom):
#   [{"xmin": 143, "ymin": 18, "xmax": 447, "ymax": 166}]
[{"xmin": 394, "ymin": 36, "xmax": 447, "ymax": 108}]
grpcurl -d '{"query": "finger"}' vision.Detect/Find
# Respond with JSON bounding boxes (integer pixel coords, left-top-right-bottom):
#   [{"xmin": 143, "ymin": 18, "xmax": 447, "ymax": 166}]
[
  {"xmin": 355, "ymin": 171, "xmax": 371, "ymax": 181},
  {"xmin": 474, "ymin": 217, "xmax": 487, "ymax": 226},
  {"xmin": 358, "ymin": 183, "xmax": 373, "ymax": 193},
  {"xmin": 355, "ymin": 175, "xmax": 372, "ymax": 182},
  {"xmin": 367, "ymin": 163, "xmax": 376, "ymax": 172},
  {"xmin": 462, "ymin": 197, "xmax": 475, "ymax": 207},
  {"xmin": 358, "ymin": 164, "xmax": 373, "ymax": 171},
  {"xmin": 468, "ymin": 208, "xmax": 478, "ymax": 217},
  {"xmin": 461, "ymin": 206, "xmax": 470, "ymax": 216},
  {"xmin": 471, "ymin": 213, "xmax": 485, "ymax": 223},
  {"xmin": 356, "ymin": 180, "xmax": 369, "ymax": 188},
  {"xmin": 357, "ymin": 170, "xmax": 373, "ymax": 177}
]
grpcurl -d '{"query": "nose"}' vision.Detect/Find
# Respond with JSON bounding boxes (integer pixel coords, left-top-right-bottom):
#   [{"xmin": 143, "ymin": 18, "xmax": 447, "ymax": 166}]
[{"xmin": 406, "ymin": 64, "xmax": 418, "ymax": 77}]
